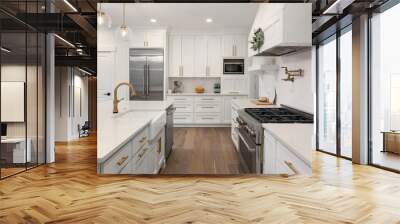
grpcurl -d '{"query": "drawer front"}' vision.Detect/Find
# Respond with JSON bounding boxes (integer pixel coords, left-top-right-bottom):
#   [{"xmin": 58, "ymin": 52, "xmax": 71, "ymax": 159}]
[
  {"xmin": 194, "ymin": 96, "xmax": 222, "ymax": 103},
  {"xmin": 103, "ymin": 142, "xmax": 132, "ymax": 174},
  {"xmin": 168, "ymin": 96, "xmax": 193, "ymax": 103},
  {"xmin": 194, "ymin": 103, "xmax": 221, "ymax": 113},
  {"xmin": 174, "ymin": 103, "xmax": 193, "ymax": 113},
  {"xmin": 276, "ymin": 142, "xmax": 310, "ymax": 175},
  {"xmin": 132, "ymin": 127, "xmax": 149, "ymax": 153},
  {"xmin": 195, "ymin": 113, "xmax": 221, "ymax": 124},
  {"xmin": 174, "ymin": 112, "xmax": 193, "ymax": 124}
]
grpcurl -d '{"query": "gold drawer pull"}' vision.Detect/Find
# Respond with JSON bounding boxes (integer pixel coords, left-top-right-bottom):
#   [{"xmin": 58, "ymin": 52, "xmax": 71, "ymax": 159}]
[
  {"xmin": 139, "ymin": 136, "xmax": 147, "ymax": 143},
  {"xmin": 284, "ymin": 161, "xmax": 299, "ymax": 175},
  {"xmin": 116, "ymin": 156, "xmax": 129, "ymax": 166},
  {"xmin": 138, "ymin": 148, "xmax": 149, "ymax": 159}
]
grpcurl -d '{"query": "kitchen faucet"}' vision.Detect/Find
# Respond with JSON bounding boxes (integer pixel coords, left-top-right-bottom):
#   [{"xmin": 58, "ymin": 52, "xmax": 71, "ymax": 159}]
[
  {"xmin": 281, "ymin": 66, "xmax": 303, "ymax": 82},
  {"xmin": 113, "ymin": 82, "xmax": 136, "ymax": 113}
]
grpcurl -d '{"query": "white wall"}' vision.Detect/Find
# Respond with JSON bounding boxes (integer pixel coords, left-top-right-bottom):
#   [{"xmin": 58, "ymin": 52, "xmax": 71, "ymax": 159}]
[
  {"xmin": 258, "ymin": 49, "xmax": 313, "ymax": 113},
  {"xmin": 54, "ymin": 67, "xmax": 89, "ymax": 141}
]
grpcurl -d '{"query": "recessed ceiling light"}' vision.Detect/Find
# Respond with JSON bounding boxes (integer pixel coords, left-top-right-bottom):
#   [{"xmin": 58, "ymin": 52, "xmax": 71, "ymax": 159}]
[
  {"xmin": 206, "ymin": 18, "xmax": 213, "ymax": 23},
  {"xmin": 150, "ymin": 18, "xmax": 157, "ymax": 23}
]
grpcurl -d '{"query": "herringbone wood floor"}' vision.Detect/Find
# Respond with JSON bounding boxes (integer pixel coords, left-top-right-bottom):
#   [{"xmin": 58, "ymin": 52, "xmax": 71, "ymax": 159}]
[{"xmin": 1, "ymin": 128, "xmax": 400, "ymax": 223}]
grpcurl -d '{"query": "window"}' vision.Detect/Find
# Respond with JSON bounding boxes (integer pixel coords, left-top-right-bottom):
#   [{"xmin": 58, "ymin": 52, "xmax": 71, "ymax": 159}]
[
  {"xmin": 317, "ymin": 36, "xmax": 337, "ymax": 154},
  {"xmin": 370, "ymin": 2, "xmax": 400, "ymax": 171}
]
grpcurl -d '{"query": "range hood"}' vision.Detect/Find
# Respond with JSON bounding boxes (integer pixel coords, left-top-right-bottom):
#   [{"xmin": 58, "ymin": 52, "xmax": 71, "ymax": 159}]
[
  {"xmin": 248, "ymin": 4, "xmax": 312, "ymax": 57},
  {"xmin": 255, "ymin": 46, "xmax": 310, "ymax": 57}
]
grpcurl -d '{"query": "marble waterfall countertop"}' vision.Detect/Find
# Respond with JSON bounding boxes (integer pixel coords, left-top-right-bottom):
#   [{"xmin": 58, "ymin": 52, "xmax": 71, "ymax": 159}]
[
  {"xmin": 262, "ymin": 123, "xmax": 314, "ymax": 165},
  {"xmin": 97, "ymin": 100, "xmax": 173, "ymax": 163}
]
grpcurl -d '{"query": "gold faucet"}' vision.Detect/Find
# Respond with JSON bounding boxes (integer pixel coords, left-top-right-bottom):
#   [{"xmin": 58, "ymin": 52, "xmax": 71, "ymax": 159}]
[
  {"xmin": 113, "ymin": 82, "xmax": 136, "ymax": 113},
  {"xmin": 281, "ymin": 67, "xmax": 303, "ymax": 82}
]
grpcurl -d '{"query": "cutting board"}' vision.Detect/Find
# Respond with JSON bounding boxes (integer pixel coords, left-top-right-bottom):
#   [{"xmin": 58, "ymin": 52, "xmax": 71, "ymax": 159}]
[{"xmin": 251, "ymin": 100, "xmax": 274, "ymax": 105}]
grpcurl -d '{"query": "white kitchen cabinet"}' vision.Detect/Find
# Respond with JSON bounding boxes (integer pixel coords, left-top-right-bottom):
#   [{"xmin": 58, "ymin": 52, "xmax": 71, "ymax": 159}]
[
  {"xmin": 234, "ymin": 34, "xmax": 248, "ymax": 57},
  {"xmin": 194, "ymin": 36, "xmax": 208, "ymax": 76},
  {"xmin": 223, "ymin": 95, "xmax": 246, "ymax": 123},
  {"xmin": 100, "ymin": 126, "xmax": 154, "ymax": 174},
  {"xmin": 146, "ymin": 30, "xmax": 165, "ymax": 47},
  {"xmin": 168, "ymin": 95, "xmax": 246, "ymax": 126},
  {"xmin": 221, "ymin": 76, "xmax": 248, "ymax": 94},
  {"xmin": 169, "ymin": 35, "xmax": 182, "ymax": 77},
  {"xmin": 131, "ymin": 30, "xmax": 165, "ymax": 48},
  {"xmin": 206, "ymin": 35, "xmax": 222, "ymax": 77},
  {"xmin": 222, "ymin": 34, "xmax": 248, "ymax": 57},
  {"xmin": 102, "ymin": 141, "xmax": 132, "ymax": 174},
  {"xmin": 181, "ymin": 36, "xmax": 195, "ymax": 76},
  {"xmin": 263, "ymin": 129, "xmax": 311, "ymax": 175},
  {"xmin": 169, "ymin": 35, "xmax": 195, "ymax": 77}
]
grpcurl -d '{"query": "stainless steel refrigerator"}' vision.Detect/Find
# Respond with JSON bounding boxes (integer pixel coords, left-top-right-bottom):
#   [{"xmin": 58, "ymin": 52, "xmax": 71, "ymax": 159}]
[{"xmin": 129, "ymin": 48, "xmax": 164, "ymax": 100}]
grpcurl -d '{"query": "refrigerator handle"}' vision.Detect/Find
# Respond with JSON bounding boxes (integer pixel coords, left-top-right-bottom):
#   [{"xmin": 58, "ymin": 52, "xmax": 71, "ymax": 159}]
[
  {"xmin": 143, "ymin": 64, "xmax": 147, "ymax": 96},
  {"xmin": 146, "ymin": 64, "xmax": 150, "ymax": 96}
]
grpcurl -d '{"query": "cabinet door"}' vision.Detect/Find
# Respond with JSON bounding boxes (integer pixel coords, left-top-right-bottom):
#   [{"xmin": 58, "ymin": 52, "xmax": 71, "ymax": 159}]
[
  {"xmin": 194, "ymin": 36, "xmax": 207, "ymax": 77},
  {"xmin": 181, "ymin": 36, "xmax": 195, "ymax": 77},
  {"xmin": 131, "ymin": 30, "xmax": 146, "ymax": 47},
  {"xmin": 169, "ymin": 35, "xmax": 181, "ymax": 77},
  {"xmin": 206, "ymin": 35, "xmax": 222, "ymax": 77},
  {"xmin": 146, "ymin": 30, "xmax": 164, "ymax": 48},
  {"xmin": 234, "ymin": 34, "xmax": 248, "ymax": 57},
  {"xmin": 233, "ymin": 76, "xmax": 248, "ymax": 94},
  {"xmin": 222, "ymin": 35, "xmax": 234, "ymax": 57},
  {"xmin": 263, "ymin": 132, "xmax": 277, "ymax": 174},
  {"xmin": 220, "ymin": 77, "xmax": 235, "ymax": 94},
  {"xmin": 223, "ymin": 97, "xmax": 233, "ymax": 123}
]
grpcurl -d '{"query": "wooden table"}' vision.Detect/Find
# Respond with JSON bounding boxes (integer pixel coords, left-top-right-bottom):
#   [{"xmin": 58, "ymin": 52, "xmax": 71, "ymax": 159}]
[{"xmin": 382, "ymin": 131, "xmax": 400, "ymax": 154}]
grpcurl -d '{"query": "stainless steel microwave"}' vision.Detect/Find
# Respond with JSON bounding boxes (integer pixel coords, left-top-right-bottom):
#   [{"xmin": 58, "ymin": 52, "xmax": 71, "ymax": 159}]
[{"xmin": 223, "ymin": 58, "xmax": 244, "ymax": 75}]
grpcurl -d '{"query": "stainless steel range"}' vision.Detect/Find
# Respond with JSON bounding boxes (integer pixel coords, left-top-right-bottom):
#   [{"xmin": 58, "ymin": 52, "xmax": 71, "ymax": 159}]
[{"xmin": 236, "ymin": 105, "xmax": 313, "ymax": 174}]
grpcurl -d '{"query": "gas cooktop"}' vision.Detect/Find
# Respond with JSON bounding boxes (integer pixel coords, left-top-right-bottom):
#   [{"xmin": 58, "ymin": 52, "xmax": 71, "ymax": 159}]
[{"xmin": 244, "ymin": 107, "xmax": 313, "ymax": 123}]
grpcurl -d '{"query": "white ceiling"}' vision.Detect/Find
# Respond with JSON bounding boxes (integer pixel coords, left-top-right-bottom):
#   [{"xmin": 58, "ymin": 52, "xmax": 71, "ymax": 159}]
[{"xmin": 101, "ymin": 3, "xmax": 259, "ymax": 30}]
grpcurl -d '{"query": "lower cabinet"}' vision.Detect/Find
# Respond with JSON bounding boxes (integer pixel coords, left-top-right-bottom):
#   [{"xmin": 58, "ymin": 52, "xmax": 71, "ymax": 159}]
[
  {"xmin": 100, "ymin": 125, "xmax": 162, "ymax": 174},
  {"xmin": 168, "ymin": 95, "xmax": 246, "ymax": 126},
  {"xmin": 263, "ymin": 129, "xmax": 311, "ymax": 175}
]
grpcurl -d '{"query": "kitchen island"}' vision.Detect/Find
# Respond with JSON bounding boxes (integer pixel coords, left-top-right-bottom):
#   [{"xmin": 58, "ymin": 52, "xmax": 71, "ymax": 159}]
[{"xmin": 97, "ymin": 100, "xmax": 173, "ymax": 174}]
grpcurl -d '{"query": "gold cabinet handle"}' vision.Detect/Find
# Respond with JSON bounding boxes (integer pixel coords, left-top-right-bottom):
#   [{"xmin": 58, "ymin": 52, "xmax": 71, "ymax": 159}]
[
  {"xmin": 139, "ymin": 136, "xmax": 147, "ymax": 143},
  {"xmin": 116, "ymin": 156, "xmax": 129, "ymax": 166},
  {"xmin": 138, "ymin": 148, "xmax": 149, "ymax": 159},
  {"xmin": 284, "ymin": 161, "xmax": 299, "ymax": 175}
]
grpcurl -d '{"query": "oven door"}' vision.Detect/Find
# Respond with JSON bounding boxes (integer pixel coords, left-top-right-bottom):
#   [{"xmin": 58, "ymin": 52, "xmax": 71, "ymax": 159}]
[{"xmin": 238, "ymin": 129, "xmax": 261, "ymax": 173}]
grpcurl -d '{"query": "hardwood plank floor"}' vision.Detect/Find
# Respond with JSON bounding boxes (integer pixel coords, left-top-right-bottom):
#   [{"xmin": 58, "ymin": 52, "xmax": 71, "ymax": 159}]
[
  {"xmin": 161, "ymin": 128, "xmax": 241, "ymax": 174},
  {"xmin": 0, "ymin": 128, "xmax": 400, "ymax": 223}
]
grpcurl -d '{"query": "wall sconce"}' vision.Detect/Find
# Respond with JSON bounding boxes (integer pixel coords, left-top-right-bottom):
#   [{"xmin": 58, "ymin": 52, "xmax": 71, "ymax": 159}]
[{"xmin": 281, "ymin": 67, "xmax": 303, "ymax": 82}]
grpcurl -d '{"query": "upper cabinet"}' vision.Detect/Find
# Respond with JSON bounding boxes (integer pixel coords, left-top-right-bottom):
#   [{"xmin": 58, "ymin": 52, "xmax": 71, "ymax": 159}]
[
  {"xmin": 131, "ymin": 29, "xmax": 165, "ymax": 48},
  {"xmin": 168, "ymin": 35, "xmax": 195, "ymax": 77},
  {"xmin": 206, "ymin": 35, "xmax": 222, "ymax": 77},
  {"xmin": 169, "ymin": 34, "xmax": 224, "ymax": 77},
  {"xmin": 248, "ymin": 4, "xmax": 312, "ymax": 57},
  {"xmin": 222, "ymin": 34, "xmax": 248, "ymax": 58}
]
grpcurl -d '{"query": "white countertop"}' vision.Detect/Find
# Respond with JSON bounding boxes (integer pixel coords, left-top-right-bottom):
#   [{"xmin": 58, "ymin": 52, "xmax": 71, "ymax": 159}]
[
  {"xmin": 97, "ymin": 100, "xmax": 172, "ymax": 163},
  {"xmin": 262, "ymin": 123, "xmax": 314, "ymax": 165},
  {"xmin": 232, "ymin": 98, "xmax": 280, "ymax": 109},
  {"xmin": 167, "ymin": 92, "xmax": 247, "ymax": 96}
]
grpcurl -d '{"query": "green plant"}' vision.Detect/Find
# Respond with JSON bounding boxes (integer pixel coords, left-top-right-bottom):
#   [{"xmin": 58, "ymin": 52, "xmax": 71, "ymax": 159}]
[{"xmin": 250, "ymin": 28, "xmax": 264, "ymax": 53}]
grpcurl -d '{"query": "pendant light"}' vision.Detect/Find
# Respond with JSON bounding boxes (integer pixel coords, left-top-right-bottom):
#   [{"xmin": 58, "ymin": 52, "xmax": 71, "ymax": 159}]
[
  {"xmin": 97, "ymin": 3, "xmax": 105, "ymax": 25},
  {"xmin": 120, "ymin": 3, "xmax": 128, "ymax": 37},
  {"xmin": 97, "ymin": 3, "xmax": 112, "ymax": 28}
]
